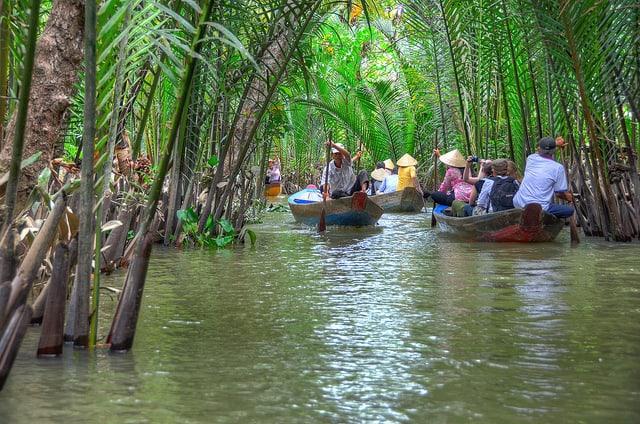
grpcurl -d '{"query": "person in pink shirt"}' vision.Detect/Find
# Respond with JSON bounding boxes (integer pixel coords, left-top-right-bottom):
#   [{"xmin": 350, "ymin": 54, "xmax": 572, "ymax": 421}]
[
  {"xmin": 423, "ymin": 149, "xmax": 473, "ymax": 206},
  {"xmin": 266, "ymin": 157, "xmax": 281, "ymax": 184}
]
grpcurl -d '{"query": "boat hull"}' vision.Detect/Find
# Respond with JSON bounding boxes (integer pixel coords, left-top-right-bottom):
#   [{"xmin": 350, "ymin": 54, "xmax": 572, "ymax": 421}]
[
  {"xmin": 265, "ymin": 182, "xmax": 282, "ymax": 197},
  {"xmin": 289, "ymin": 191, "xmax": 383, "ymax": 227},
  {"xmin": 434, "ymin": 203, "xmax": 564, "ymax": 242},
  {"xmin": 371, "ymin": 187, "xmax": 424, "ymax": 212}
]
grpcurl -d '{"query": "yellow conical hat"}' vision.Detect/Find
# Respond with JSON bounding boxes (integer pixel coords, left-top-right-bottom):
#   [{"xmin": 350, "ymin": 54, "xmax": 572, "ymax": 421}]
[
  {"xmin": 439, "ymin": 149, "xmax": 466, "ymax": 168},
  {"xmin": 396, "ymin": 153, "xmax": 417, "ymax": 167},
  {"xmin": 383, "ymin": 159, "xmax": 395, "ymax": 170}
]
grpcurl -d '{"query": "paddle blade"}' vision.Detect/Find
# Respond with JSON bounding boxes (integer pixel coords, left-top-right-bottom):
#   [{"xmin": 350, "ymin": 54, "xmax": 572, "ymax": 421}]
[
  {"xmin": 430, "ymin": 201, "xmax": 437, "ymax": 227},
  {"xmin": 351, "ymin": 191, "xmax": 367, "ymax": 210},
  {"xmin": 318, "ymin": 207, "xmax": 326, "ymax": 233},
  {"xmin": 569, "ymin": 215, "xmax": 580, "ymax": 245}
]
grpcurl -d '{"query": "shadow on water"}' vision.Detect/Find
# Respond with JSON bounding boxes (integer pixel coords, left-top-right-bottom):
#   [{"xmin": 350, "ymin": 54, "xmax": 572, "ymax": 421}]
[{"xmin": 1, "ymin": 207, "xmax": 639, "ymax": 423}]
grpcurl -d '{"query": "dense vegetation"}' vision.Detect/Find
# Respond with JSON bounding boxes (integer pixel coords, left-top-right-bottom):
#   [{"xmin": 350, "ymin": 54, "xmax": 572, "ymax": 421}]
[{"xmin": 0, "ymin": 0, "xmax": 637, "ymax": 388}]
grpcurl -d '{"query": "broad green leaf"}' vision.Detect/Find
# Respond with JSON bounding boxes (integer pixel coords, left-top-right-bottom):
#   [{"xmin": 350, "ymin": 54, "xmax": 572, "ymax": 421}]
[{"xmin": 218, "ymin": 218, "xmax": 234, "ymax": 234}]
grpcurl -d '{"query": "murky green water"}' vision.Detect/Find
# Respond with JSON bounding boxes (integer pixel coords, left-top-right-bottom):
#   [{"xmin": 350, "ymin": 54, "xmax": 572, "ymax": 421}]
[{"xmin": 1, "ymin": 207, "xmax": 639, "ymax": 423}]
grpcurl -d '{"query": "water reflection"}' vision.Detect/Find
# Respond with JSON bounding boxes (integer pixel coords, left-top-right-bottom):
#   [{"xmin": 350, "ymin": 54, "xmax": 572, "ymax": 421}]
[{"xmin": 1, "ymin": 210, "xmax": 639, "ymax": 423}]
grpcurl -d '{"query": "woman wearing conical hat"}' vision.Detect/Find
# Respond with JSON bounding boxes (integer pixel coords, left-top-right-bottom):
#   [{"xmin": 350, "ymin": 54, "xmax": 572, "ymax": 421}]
[
  {"xmin": 396, "ymin": 153, "xmax": 422, "ymax": 194},
  {"xmin": 424, "ymin": 149, "xmax": 473, "ymax": 206},
  {"xmin": 370, "ymin": 161, "xmax": 388, "ymax": 194}
]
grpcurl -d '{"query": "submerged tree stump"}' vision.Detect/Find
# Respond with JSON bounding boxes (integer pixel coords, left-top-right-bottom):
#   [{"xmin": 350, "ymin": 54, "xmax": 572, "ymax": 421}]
[
  {"xmin": 0, "ymin": 304, "xmax": 32, "ymax": 390},
  {"xmin": 37, "ymin": 243, "xmax": 70, "ymax": 356},
  {"xmin": 108, "ymin": 232, "xmax": 153, "ymax": 352}
]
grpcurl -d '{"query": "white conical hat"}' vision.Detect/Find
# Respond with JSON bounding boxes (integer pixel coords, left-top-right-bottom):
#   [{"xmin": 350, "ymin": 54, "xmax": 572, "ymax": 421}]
[
  {"xmin": 439, "ymin": 149, "xmax": 466, "ymax": 168},
  {"xmin": 383, "ymin": 159, "xmax": 395, "ymax": 170},
  {"xmin": 397, "ymin": 153, "xmax": 417, "ymax": 167},
  {"xmin": 371, "ymin": 168, "xmax": 388, "ymax": 182}
]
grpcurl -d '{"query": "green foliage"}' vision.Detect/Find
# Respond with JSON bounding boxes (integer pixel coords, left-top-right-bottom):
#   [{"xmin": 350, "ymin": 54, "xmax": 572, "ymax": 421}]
[{"xmin": 177, "ymin": 207, "xmax": 236, "ymax": 249}]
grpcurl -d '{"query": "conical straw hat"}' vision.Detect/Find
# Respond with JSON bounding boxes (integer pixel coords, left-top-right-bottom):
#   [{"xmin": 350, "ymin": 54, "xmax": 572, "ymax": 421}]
[
  {"xmin": 396, "ymin": 153, "xmax": 417, "ymax": 167},
  {"xmin": 371, "ymin": 168, "xmax": 388, "ymax": 182},
  {"xmin": 383, "ymin": 159, "xmax": 395, "ymax": 170},
  {"xmin": 439, "ymin": 149, "xmax": 466, "ymax": 168}
]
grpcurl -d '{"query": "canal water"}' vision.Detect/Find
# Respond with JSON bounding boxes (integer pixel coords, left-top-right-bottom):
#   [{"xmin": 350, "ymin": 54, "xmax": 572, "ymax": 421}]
[{"xmin": 1, "ymin": 207, "xmax": 639, "ymax": 423}]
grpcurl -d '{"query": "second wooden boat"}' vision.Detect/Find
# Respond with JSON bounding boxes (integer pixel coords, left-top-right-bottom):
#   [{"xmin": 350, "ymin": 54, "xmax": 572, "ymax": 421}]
[
  {"xmin": 265, "ymin": 182, "xmax": 282, "ymax": 197},
  {"xmin": 288, "ymin": 189, "xmax": 383, "ymax": 227},
  {"xmin": 433, "ymin": 203, "xmax": 564, "ymax": 242},
  {"xmin": 371, "ymin": 187, "xmax": 424, "ymax": 212}
]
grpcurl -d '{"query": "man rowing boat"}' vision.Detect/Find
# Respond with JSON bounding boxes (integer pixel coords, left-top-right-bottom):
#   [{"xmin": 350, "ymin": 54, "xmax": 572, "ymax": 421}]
[{"xmin": 321, "ymin": 141, "xmax": 369, "ymax": 200}]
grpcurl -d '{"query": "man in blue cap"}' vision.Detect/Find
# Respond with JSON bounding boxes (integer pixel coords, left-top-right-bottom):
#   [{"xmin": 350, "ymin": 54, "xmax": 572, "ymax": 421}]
[{"xmin": 513, "ymin": 136, "xmax": 574, "ymax": 218}]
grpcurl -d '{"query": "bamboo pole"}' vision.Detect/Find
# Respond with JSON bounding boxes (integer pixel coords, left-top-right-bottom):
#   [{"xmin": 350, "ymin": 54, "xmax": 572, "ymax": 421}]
[
  {"xmin": 73, "ymin": 0, "xmax": 97, "ymax": 349},
  {"xmin": 1, "ymin": 0, "xmax": 40, "ymax": 230},
  {"xmin": 0, "ymin": 0, "xmax": 10, "ymax": 148}
]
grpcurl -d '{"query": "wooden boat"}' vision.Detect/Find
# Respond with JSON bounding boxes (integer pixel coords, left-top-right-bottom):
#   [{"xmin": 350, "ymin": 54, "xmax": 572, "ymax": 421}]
[
  {"xmin": 433, "ymin": 203, "xmax": 564, "ymax": 242},
  {"xmin": 371, "ymin": 187, "xmax": 424, "ymax": 213},
  {"xmin": 264, "ymin": 182, "xmax": 282, "ymax": 197},
  {"xmin": 288, "ymin": 189, "xmax": 383, "ymax": 227}
]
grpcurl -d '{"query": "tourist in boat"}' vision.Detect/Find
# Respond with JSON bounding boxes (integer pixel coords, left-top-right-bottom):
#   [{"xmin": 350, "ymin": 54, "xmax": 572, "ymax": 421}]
[
  {"xmin": 377, "ymin": 166, "xmax": 399, "ymax": 194},
  {"xmin": 507, "ymin": 160, "xmax": 521, "ymax": 181},
  {"xmin": 424, "ymin": 149, "xmax": 473, "ymax": 206},
  {"xmin": 384, "ymin": 158, "xmax": 395, "ymax": 173},
  {"xmin": 265, "ymin": 156, "xmax": 281, "ymax": 184},
  {"xmin": 513, "ymin": 136, "xmax": 574, "ymax": 218},
  {"xmin": 461, "ymin": 157, "xmax": 493, "ymax": 216},
  {"xmin": 321, "ymin": 141, "xmax": 368, "ymax": 199},
  {"xmin": 463, "ymin": 157, "xmax": 493, "ymax": 186},
  {"xmin": 370, "ymin": 161, "xmax": 387, "ymax": 194},
  {"xmin": 475, "ymin": 159, "xmax": 520, "ymax": 213},
  {"xmin": 396, "ymin": 153, "xmax": 423, "ymax": 195}
]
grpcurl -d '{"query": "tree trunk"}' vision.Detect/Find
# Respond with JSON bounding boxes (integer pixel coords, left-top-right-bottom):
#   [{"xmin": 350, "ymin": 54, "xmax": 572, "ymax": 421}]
[
  {"xmin": 0, "ymin": 304, "xmax": 32, "ymax": 391},
  {"xmin": 37, "ymin": 242, "xmax": 69, "ymax": 356},
  {"xmin": 0, "ymin": 0, "xmax": 83, "ymax": 207}
]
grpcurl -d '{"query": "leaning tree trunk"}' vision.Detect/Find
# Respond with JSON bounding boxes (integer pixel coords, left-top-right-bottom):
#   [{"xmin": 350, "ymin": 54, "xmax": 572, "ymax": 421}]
[
  {"xmin": 0, "ymin": 0, "xmax": 83, "ymax": 208},
  {"xmin": 209, "ymin": 1, "xmax": 322, "ymax": 226}
]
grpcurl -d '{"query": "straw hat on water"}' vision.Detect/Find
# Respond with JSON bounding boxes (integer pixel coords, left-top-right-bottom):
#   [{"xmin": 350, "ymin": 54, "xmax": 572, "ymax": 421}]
[
  {"xmin": 397, "ymin": 153, "xmax": 418, "ymax": 167},
  {"xmin": 371, "ymin": 168, "xmax": 388, "ymax": 182},
  {"xmin": 439, "ymin": 149, "xmax": 466, "ymax": 168}
]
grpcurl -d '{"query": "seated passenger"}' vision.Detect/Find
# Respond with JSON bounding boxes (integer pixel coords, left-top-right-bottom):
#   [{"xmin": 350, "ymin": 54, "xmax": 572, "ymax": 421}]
[
  {"xmin": 396, "ymin": 154, "xmax": 423, "ymax": 195},
  {"xmin": 507, "ymin": 160, "xmax": 520, "ymax": 181},
  {"xmin": 424, "ymin": 149, "xmax": 473, "ymax": 206},
  {"xmin": 463, "ymin": 158, "xmax": 493, "ymax": 216},
  {"xmin": 513, "ymin": 137, "xmax": 574, "ymax": 218},
  {"xmin": 378, "ymin": 166, "xmax": 399, "ymax": 194},
  {"xmin": 370, "ymin": 161, "xmax": 388, "ymax": 194},
  {"xmin": 476, "ymin": 159, "xmax": 519, "ymax": 213},
  {"xmin": 384, "ymin": 159, "xmax": 395, "ymax": 174}
]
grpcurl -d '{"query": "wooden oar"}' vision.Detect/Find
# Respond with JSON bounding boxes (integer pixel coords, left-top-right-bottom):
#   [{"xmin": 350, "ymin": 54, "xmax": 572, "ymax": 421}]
[
  {"xmin": 318, "ymin": 140, "xmax": 331, "ymax": 233},
  {"xmin": 431, "ymin": 148, "xmax": 438, "ymax": 228},
  {"xmin": 560, "ymin": 144, "xmax": 580, "ymax": 244}
]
